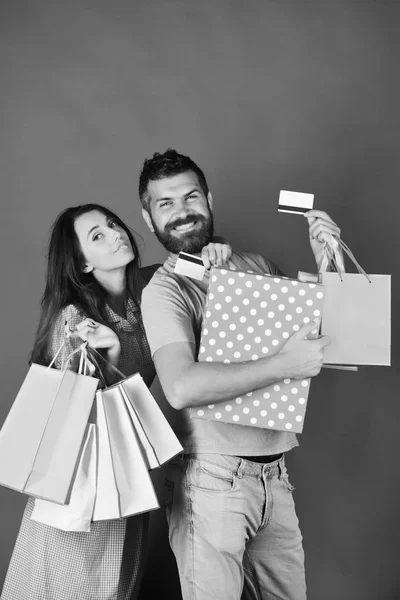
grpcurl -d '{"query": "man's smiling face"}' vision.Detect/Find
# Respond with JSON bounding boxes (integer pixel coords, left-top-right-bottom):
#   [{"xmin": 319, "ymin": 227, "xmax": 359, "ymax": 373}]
[{"xmin": 142, "ymin": 170, "xmax": 214, "ymax": 254}]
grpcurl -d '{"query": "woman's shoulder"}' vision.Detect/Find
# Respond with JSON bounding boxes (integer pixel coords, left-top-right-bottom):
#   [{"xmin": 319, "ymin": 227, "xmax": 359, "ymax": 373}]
[
  {"xmin": 53, "ymin": 304, "xmax": 85, "ymax": 332},
  {"xmin": 48, "ymin": 304, "xmax": 86, "ymax": 368}
]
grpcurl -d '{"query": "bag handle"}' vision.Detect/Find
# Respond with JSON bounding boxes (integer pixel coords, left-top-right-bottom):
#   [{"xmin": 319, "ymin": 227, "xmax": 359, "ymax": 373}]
[
  {"xmin": 88, "ymin": 346, "xmax": 127, "ymax": 380},
  {"xmin": 47, "ymin": 321, "xmax": 97, "ymax": 376},
  {"xmin": 46, "ymin": 320, "xmax": 127, "ymax": 383},
  {"xmin": 319, "ymin": 235, "xmax": 371, "ymax": 283},
  {"xmin": 47, "ymin": 341, "xmax": 96, "ymax": 375}
]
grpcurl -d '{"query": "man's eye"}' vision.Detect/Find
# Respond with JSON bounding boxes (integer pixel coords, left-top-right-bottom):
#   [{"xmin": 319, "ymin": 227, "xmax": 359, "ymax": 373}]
[
  {"xmin": 160, "ymin": 201, "xmax": 172, "ymax": 208},
  {"xmin": 187, "ymin": 195, "xmax": 197, "ymax": 200}
]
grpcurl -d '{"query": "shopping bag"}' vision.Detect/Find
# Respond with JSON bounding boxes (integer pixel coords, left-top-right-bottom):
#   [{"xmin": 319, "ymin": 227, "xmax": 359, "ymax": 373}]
[
  {"xmin": 87, "ymin": 354, "xmax": 183, "ymax": 469},
  {"xmin": 30, "ymin": 423, "xmax": 97, "ymax": 532},
  {"xmin": 298, "ymin": 270, "xmax": 359, "ymax": 372},
  {"xmin": 121, "ymin": 373, "xmax": 183, "ymax": 466},
  {"xmin": 191, "ymin": 268, "xmax": 326, "ymax": 433},
  {"xmin": 319, "ymin": 237, "xmax": 391, "ymax": 366},
  {"xmin": 92, "ymin": 381, "xmax": 160, "ymax": 521},
  {"xmin": 0, "ymin": 343, "xmax": 99, "ymax": 503}
]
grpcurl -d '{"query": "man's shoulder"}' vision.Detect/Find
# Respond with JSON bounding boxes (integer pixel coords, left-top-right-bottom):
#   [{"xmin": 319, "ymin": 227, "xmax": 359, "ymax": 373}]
[{"xmin": 142, "ymin": 263, "xmax": 183, "ymax": 301}]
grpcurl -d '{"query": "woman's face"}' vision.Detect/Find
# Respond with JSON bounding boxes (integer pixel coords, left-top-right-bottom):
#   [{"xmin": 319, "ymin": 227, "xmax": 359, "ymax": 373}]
[{"xmin": 74, "ymin": 210, "xmax": 135, "ymax": 274}]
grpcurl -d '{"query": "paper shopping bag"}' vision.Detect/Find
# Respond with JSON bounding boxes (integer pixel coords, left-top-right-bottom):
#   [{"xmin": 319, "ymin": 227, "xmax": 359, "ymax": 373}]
[
  {"xmin": 191, "ymin": 268, "xmax": 326, "ymax": 433},
  {"xmin": 317, "ymin": 236, "xmax": 391, "ymax": 366},
  {"xmin": 320, "ymin": 273, "xmax": 391, "ymax": 366},
  {"xmin": 87, "ymin": 350, "xmax": 183, "ymax": 469},
  {"xmin": 92, "ymin": 384, "xmax": 160, "ymax": 521},
  {"xmin": 30, "ymin": 423, "xmax": 97, "ymax": 532},
  {"xmin": 120, "ymin": 373, "xmax": 183, "ymax": 466},
  {"xmin": 0, "ymin": 362, "xmax": 98, "ymax": 504}
]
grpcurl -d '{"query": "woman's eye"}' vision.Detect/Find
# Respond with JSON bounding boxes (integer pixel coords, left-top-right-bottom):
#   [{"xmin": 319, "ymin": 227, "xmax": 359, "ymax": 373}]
[
  {"xmin": 109, "ymin": 220, "xmax": 117, "ymax": 228},
  {"xmin": 93, "ymin": 232, "xmax": 102, "ymax": 241}
]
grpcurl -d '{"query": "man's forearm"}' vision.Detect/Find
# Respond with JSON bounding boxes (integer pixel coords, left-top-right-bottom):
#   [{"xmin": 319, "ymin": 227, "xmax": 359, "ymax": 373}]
[{"xmin": 164, "ymin": 354, "xmax": 288, "ymax": 410}]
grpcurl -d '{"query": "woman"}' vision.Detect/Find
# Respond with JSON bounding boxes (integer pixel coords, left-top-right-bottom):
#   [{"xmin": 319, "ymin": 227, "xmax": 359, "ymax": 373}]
[{"xmin": 1, "ymin": 203, "xmax": 231, "ymax": 600}]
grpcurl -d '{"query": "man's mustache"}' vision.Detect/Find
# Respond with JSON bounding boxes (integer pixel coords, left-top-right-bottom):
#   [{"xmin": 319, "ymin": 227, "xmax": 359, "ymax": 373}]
[{"xmin": 165, "ymin": 214, "xmax": 207, "ymax": 234}]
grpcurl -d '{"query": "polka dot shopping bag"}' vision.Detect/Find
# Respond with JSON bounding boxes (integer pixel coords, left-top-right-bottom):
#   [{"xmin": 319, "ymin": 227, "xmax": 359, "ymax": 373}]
[{"xmin": 192, "ymin": 268, "xmax": 326, "ymax": 433}]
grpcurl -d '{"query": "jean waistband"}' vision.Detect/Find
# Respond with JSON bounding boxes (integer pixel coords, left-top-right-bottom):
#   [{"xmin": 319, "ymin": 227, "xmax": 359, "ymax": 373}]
[
  {"xmin": 236, "ymin": 453, "xmax": 283, "ymax": 464},
  {"xmin": 177, "ymin": 453, "xmax": 286, "ymax": 478}
]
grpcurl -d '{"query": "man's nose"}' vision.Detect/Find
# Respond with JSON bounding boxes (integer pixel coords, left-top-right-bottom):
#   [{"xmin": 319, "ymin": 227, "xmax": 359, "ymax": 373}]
[{"xmin": 174, "ymin": 199, "xmax": 190, "ymax": 218}]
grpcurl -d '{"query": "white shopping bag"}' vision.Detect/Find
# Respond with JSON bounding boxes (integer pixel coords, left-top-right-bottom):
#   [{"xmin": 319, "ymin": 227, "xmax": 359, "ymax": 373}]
[
  {"xmin": 121, "ymin": 373, "xmax": 183, "ymax": 466},
  {"xmin": 92, "ymin": 383, "xmax": 160, "ymax": 521},
  {"xmin": 0, "ymin": 343, "xmax": 99, "ymax": 504},
  {"xmin": 318, "ymin": 237, "xmax": 391, "ymax": 366},
  {"xmin": 31, "ymin": 424, "xmax": 97, "ymax": 532}
]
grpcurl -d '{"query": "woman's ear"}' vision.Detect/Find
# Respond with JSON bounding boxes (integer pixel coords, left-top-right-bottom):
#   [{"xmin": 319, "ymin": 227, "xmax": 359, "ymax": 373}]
[{"xmin": 82, "ymin": 263, "xmax": 94, "ymax": 273}]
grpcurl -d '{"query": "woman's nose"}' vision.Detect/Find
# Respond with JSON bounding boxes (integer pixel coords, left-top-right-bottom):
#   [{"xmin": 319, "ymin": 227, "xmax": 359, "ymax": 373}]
[{"xmin": 111, "ymin": 228, "xmax": 121, "ymax": 242}]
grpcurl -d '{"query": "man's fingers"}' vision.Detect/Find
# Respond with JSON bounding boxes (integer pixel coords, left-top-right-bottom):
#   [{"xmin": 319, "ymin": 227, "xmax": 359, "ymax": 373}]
[
  {"xmin": 292, "ymin": 320, "xmax": 320, "ymax": 339},
  {"xmin": 222, "ymin": 246, "xmax": 230, "ymax": 264},
  {"xmin": 304, "ymin": 210, "xmax": 336, "ymax": 224},
  {"xmin": 308, "ymin": 217, "xmax": 339, "ymax": 232},
  {"xmin": 309, "ymin": 221, "xmax": 340, "ymax": 241},
  {"xmin": 208, "ymin": 246, "xmax": 217, "ymax": 265},
  {"xmin": 201, "ymin": 248, "xmax": 211, "ymax": 270},
  {"xmin": 318, "ymin": 335, "xmax": 331, "ymax": 348}
]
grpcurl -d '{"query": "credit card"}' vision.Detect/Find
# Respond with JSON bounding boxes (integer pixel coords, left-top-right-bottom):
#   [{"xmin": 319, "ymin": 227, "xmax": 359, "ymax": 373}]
[
  {"xmin": 174, "ymin": 252, "xmax": 206, "ymax": 281},
  {"xmin": 278, "ymin": 190, "xmax": 314, "ymax": 214}
]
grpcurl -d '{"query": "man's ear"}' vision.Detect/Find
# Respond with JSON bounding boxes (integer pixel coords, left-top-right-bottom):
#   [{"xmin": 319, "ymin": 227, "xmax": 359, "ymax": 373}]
[
  {"xmin": 82, "ymin": 263, "xmax": 94, "ymax": 273},
  {"xmin": 142, "ymin": 209, "xmax": 155, "ymax": 233},
  {"xmin": 207, "ymin": 192, "xmax": 213, "ymax": 212}
]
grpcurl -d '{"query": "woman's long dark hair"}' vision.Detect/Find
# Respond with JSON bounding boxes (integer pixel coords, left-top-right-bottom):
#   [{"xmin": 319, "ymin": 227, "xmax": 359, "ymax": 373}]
[{"xmin": 31, "ymin": 204, "xmax": 142, "ymax": 365}]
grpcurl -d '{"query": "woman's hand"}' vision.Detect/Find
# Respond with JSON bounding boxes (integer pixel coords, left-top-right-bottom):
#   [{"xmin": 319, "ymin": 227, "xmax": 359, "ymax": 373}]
[
  {"xmin": 71, "ymin": 318, "xmax": 121, "ymax": 365},
  {"xmin": 201, "ymin": 241, "xmax": 232, "ymax": 269}
]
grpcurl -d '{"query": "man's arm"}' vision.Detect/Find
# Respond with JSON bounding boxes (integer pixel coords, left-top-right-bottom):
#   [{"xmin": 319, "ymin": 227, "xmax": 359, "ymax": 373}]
[{"xmin": 153, "ymin": 321, "xmax": 330, "ymax": 410}]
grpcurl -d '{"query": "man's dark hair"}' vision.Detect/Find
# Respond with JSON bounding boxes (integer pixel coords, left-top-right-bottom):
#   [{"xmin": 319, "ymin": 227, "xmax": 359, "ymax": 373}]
[{"xmin": 138, "ymin": 148, "xmax": 210, "ymax": 211}]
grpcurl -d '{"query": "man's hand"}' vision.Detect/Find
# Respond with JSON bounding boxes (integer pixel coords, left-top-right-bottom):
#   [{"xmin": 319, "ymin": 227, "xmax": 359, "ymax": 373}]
[
  {"xmin": 201, "ymin": 241, "xmax": 232, "ymax": 269},
  {"xmin": 304, "ymin": 209, "xmax": 341, "ymax": 271},
  {"xmin": 278, "ymin": 321, "xmax": 331, "ymax": 380}
]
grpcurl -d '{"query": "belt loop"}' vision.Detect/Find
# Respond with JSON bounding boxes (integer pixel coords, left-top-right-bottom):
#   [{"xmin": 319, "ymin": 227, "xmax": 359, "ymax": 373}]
[
  {"xmin": 277, "ymin": 453, "xmax": 285, "ymax": 479},
  {"xmin": 236, "ymin": 459, "xmax": 244, "ymax": 479}
]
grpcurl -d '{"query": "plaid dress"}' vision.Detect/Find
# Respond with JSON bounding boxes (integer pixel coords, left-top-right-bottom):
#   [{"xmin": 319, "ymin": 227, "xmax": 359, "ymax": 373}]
[{"xmin": 1, "ymin": 267, "xmax": 159, "ymax": 600}]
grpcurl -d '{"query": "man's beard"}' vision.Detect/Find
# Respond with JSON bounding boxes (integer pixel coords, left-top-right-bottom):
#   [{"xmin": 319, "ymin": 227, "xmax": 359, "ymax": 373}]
[{"xmin": 151, "ymin": 212, "xmax": 214, "ymax": 255}]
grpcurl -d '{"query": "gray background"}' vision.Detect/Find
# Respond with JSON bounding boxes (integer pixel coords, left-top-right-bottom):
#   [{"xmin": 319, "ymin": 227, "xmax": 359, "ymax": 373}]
[{"xmin": 0, "ymin": 1, "xmax": 399, "ymax": 599}]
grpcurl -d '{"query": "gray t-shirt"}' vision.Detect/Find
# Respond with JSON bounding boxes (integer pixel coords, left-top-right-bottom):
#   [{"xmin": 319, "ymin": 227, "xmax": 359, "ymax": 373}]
[{"xmin": 141, "ymin": 250, "xmax": 299, "ymax": 456}]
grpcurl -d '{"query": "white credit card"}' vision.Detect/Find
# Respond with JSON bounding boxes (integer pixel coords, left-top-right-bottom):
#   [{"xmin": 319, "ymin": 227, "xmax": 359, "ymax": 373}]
[
  {"xmin": 278, "ymin": 190, "xmax": 314, "ymax": 214},
  {"xmin": 174, "ymin": 252, "xmax": 206, "ymax": 281}
]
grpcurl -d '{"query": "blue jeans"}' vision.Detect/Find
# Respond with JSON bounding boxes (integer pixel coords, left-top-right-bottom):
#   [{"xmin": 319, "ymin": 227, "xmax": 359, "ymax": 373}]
[{"xmin": 165, "ymin": 453, "xmax": 306, "ymax": 600}]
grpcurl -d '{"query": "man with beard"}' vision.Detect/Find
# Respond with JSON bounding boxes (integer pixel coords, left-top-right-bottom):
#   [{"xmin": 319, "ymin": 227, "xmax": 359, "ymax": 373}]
[{"xmin": 139, "ymin": 149, "xmax": 340, "ymax": 600}]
